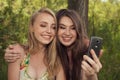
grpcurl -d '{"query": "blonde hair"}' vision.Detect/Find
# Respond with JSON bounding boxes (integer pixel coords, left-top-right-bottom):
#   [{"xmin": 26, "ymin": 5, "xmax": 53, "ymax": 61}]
[{"xmin": 28, "ymin": 7, "xmax": 60, "ymax": 79}]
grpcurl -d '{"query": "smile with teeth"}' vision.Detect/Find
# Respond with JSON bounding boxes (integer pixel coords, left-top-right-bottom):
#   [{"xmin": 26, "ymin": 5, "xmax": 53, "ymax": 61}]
[
  {"xmin": 42, "ymin": 35, "xmax": 51, "ymax": 40},
  {"xmin": 62, "ymin": 37, "xmax": 72, "ymax": 42}
]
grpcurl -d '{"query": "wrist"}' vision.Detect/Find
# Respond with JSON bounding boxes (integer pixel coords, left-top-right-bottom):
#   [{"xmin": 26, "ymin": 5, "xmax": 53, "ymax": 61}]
[{"xmin": 87, "ymin": 73, "xmax": 98, "ymax": 80}]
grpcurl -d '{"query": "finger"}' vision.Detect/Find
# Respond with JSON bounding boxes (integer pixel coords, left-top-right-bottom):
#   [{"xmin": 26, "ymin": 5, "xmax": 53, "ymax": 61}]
[
  {"xmin": 90, "ymin": 49, "xmax": 100, "ymax": 66},
  {"xmin": 8, "ymin": 43, "xmax": 20, "ymax": 50},
  {"xmin": 4, "ymin": 55, "xmax": 19, "ymax": 63},
  {"xmin": 8, "ymin": 44, "xmax": 15, "ymax": 50},
  {"xmin": 4, "ymin": 47, "xmax": 10, "ymax": 53},
  {"xmin": 6, "ymin": 49, "xmax": 21, "ymax": 56},
  {"xmin": 4, "ymin": 44, "xmax": 17, "ymax": 53},
  {"xmin": 5, "ymin": 51, "xmax": 17, "ymax": 58},
  {"xmin": 83, "ymin": 55, "xmax": 96, "ymax": 66},
  {"xmin": 90, "ymin": 49, "xmax": 102, "ymax": 71},
  {"xmin": 83, "ymin": 55, "xmax": 99, "ymax": 73},
  {"xmin": 82, "ymin": 60, "xmax": 95, "ymax": 74},
  {"xmin": 99, "ymin": 49, "xmax": 103, "ymax": 58},
  {"xmin": 6, "ymin": 59, "xmax": 17, "ymax": 63},
  {"xmin": 90, "ymin": 49, "xmax": 98, "ymax": 61},
  {"xmin": 81, "ymin": 64, "xmax": 90, "ymax": 74}
]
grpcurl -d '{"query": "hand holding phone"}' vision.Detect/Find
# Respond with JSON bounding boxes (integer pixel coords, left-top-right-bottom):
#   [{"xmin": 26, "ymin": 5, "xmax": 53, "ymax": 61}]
[{"xmin": 87, "ymin": 36, "xmax": 103, "ymax": 59}]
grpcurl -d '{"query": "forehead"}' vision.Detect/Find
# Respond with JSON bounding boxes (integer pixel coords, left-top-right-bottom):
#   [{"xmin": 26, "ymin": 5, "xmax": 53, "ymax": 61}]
[
  {"xmin": 59, "ymin": 16, "xmax": 73, "ymax": 25},
  {"xmin": 35, "ymin": 12, "xmax": 55, "ymax": 23}
]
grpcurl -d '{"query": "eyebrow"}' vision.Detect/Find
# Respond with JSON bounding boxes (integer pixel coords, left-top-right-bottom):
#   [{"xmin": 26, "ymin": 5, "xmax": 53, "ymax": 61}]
[
  {"xmin": 40, "ymin": 21, "xmax": 55, "ymax": 25},
  {"xmin": 59, "ymin": 24, "xmax": 66, "ymax": 26},
  {"xmin": 40, "ymin": 21, "xmax": 47, "ymax": 24},
  {"xmin": 59, "ymin": 23, "xmax": 74, "ymax": 27}
]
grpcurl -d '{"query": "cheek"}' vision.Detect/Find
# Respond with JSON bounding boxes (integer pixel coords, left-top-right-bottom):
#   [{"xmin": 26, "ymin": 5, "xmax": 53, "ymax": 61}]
[
  {"xmin": 32, "ymin": 25, "xmax": 39, "ymax": 32},
  {"xmin": 72, "ymin": 31, "xmax": 77, "ymax": 40},
  {"xmin": 33, "ymin": 32, "xmax": 38, "ymax": 40},
  {"xmin": 57, "ymin": 31, "xmax": 62, "ymax": 41},
  {"xmin": 34, "ymin": 29, "xmax": 41, "ymax": 35},
  {"xmin": 33, "ymin": 28, "xmax": 42, "ymax": 39},
  {"xmin": 52, "ymin": 30, "xmax": 56, "ymax": 36},
  {"xmin": 58, "ymin": 29, "xmax": 63, "ymax": 36}
]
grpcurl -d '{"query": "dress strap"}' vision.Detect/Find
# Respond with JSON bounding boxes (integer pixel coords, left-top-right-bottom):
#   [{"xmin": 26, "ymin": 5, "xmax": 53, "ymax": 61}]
[{"xmin": 20, "ymin": 53, "xmax": 30, "ymax": 70}]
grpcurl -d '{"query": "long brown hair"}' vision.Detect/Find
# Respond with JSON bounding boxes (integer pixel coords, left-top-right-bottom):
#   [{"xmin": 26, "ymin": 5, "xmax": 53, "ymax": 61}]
[
  {"xmin": 28, "ymin": 7, "xmax": 60, "ymax": 79},
  {"xmin": 56, "ymin": 9, "xmax": 88, "ymax": 80}
]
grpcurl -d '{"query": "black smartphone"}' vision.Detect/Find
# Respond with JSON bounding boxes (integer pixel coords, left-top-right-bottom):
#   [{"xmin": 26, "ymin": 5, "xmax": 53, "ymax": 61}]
[{"xmin": 87, "ymin": 36, "xmax": 103, "ymax": 58}]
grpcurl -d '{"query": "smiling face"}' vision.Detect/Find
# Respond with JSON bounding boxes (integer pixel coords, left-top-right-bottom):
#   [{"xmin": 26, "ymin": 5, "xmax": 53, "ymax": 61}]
[
  {"xmin": 31, "ymin": 12, "xmax": 56, "ymax": 45},
  {"xmin": 58, "ymin": 16, "xmax": 77, "ymax": 47}
]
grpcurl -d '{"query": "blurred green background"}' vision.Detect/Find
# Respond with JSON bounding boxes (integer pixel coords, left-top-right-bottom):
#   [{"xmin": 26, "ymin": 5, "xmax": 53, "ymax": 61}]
[{"xmin": 0, "ymin": 0, "xmax": 120, "ymax": 80}]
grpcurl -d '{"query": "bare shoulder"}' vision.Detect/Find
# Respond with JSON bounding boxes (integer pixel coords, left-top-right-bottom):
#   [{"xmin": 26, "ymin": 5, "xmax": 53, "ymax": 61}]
[{"xmin": 56, "ymin": 64, "xmax": 66, "ymax": 80}]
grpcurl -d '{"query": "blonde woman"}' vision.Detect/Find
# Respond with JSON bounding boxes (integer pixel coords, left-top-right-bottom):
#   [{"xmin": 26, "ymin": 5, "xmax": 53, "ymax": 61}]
[{"xmin": 7, "ymin": 8, "xmax": 65, "ymax": 80}]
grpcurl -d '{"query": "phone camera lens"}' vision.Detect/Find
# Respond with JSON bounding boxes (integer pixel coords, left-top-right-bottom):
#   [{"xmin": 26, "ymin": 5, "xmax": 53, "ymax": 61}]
[{"xmin": 96, "ymin": 40, "xmax": 100, "ymax": 43}]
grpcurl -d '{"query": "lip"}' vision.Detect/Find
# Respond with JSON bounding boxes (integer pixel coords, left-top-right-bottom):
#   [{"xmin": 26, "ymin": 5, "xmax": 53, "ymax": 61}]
[
  {"xmin": 62, "ymin": 37, "xmax": 72, "ymax": 42},
  {"xmin": 42, "ymin": 35, "xmax": 51, "ymax": 40}
]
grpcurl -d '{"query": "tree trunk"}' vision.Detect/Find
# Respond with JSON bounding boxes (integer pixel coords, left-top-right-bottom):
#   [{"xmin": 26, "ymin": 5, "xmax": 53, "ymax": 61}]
[{"xmin": 68, "ymin": 0, "xmax": 89, "ymax": 34}]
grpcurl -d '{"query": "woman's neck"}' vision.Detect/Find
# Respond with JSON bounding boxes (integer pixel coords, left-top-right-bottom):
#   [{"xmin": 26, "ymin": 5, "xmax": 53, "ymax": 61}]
[
  {"xmin": 37, "ymin": 44, "xmax": 46, "ymax": 52},
  {"xmin": 30, "ymin": 44, "xmax": 45, "ymax": 56}
]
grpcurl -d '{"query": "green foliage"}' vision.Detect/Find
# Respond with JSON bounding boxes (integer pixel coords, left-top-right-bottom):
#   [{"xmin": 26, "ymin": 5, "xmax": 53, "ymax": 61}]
[{"xmin": 89, "ymin": 0, "xmax": 120, "ymax": 80}]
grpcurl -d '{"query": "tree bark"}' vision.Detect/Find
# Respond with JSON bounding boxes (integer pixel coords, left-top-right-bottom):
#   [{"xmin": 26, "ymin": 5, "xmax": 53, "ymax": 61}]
[{"xmin": 68, "ymin": 0, "xmax": 89, "ymax": 34}]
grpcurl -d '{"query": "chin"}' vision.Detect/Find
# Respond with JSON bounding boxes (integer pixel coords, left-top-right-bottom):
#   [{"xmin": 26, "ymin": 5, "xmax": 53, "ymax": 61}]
[
  {"xmin": 40, "ymin": 41, "xmax": 51, "ymax": 45},
  {"xmin": 62, "ymin": 43, "xmax": 71, "ymax": 47}
]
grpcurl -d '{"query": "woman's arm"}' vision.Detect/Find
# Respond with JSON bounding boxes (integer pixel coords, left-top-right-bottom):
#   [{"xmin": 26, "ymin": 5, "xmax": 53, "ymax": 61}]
[
  {"xmin": 8, "ymin": 60, "xmax": 21, "ymax": 80},
  {"xmin": 6, "ymin": 44, "xmax": 26, "ymax": 80}
]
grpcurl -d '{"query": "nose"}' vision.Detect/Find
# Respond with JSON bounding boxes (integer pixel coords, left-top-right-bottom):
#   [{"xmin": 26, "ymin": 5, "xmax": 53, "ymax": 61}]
[
  {"xmin": 65, "ymin": 29, "xmax": 70, "ymax": 35},
  {"xmin": 47, "ymin": 27, "xmax": 52, "ymax": 33}
]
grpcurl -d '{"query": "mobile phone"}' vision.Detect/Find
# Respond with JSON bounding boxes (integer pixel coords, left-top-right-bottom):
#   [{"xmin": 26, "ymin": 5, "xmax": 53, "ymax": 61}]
[{"xmin": 87, "ymin": 36, "xmax": 103, "ymax": 58}]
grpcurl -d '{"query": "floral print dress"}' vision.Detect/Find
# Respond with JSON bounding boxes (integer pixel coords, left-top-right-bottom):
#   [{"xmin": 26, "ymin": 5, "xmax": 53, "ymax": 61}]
[{"xmin": 20, "ymin": 54, "xmax": 49, "ymax": 80}]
